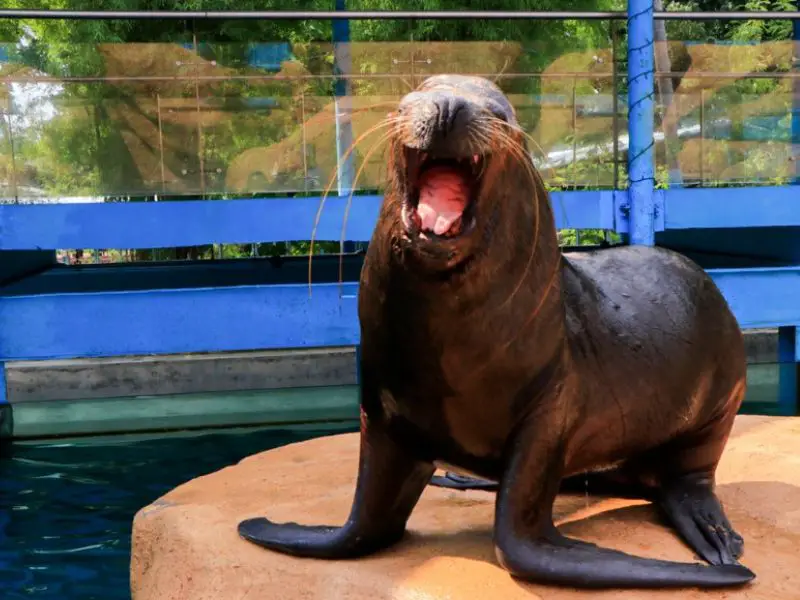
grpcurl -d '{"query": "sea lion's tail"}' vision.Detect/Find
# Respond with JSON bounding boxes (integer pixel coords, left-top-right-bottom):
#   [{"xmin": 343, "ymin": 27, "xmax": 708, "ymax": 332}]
[{"xmin": 497, "ymin": 535, "xmax": 755, "ymax": 589}]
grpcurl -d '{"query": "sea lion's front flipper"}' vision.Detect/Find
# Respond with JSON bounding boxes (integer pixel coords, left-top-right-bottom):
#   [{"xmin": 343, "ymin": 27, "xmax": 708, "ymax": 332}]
[
  {"xmin": 492, "ymin": 427, "xmax": 755, "ymax": 589},
  {"xmin": 238, "ymin": 410, "xmax": 435, "ymax": 559},
  {"xmin": 659, "ymin": 474, "xmax": 744, "ymax": 566}
]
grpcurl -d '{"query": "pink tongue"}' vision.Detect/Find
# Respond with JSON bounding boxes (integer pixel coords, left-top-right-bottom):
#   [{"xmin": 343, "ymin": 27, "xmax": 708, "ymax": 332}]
[{"xmin": 417, "ymin": 166, "xmax": 469, "ymax": 235}]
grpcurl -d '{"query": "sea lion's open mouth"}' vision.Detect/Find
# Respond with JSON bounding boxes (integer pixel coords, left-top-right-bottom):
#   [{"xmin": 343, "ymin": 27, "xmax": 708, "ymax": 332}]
[{"xmin": 402, "ymin": 147, "xmax": 486, "ymax": 240}]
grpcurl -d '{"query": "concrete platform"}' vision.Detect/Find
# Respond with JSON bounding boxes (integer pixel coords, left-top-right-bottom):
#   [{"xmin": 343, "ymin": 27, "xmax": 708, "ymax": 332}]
[{"xmin": 130, "ymin": 415, "xmax": 799, "ymax": 600}]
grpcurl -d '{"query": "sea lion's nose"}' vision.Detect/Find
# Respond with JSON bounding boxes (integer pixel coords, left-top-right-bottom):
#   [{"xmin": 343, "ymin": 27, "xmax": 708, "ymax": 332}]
[
  {"xmin": 399, "ymin": 91, "xmax": 473, "ymax": 151},
  {"xmin": 431, "ymin": 92, "xmax": 469, "ymax": 136}
]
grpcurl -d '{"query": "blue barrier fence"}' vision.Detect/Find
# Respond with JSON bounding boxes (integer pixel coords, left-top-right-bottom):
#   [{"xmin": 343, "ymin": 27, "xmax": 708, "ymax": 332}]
[{"xmin": 2, "ymin": 186, "xmax": 800, "ymax": 249}]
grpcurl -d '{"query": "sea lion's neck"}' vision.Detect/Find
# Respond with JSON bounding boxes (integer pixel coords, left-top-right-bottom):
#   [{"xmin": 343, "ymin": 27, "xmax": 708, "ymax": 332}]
[
  {"xmin": 419, "ymin": 180, "xmax": 563, "ymax": 309},
  {"xmin": 362, "ymin": 180, "xmax": 567, "ymax": 357}
]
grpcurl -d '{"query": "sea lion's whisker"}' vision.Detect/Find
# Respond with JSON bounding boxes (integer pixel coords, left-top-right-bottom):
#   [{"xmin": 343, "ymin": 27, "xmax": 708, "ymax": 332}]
[
  {"xmin": 500, "ymin": 255, "xmax": 561, "ymax": 353},
  {"xmin": 478, "ymin": 120, "xmax": 571, "ymax": 346},
  {"xmin": 465, "ymin": 130, "xmax": 481, "ymax": 160},
  {"xmin": 466, "ymin": 125, "xmax": 501, "ymax": 180},
  {"xmin": 477, "ymin": 120, "xmax": 525, "ymax": 159},
  {"xmin": 485, "ymin": 115, "xmax": 569, "ymax": 233},
  {"xmin": 479, "ymin": 123, "xmax": 531, "ymax": 179},
  {"xmin": 302, "ymin": 100, "xmax": 406, "ymax": 124},
  {"xmin": 494, "ymin": 119, "xmax": 557, "ymax": 185},
  {"xmin": 492, "ymin": 57, "xmax": 513, "ymax": 84},
  {"xmin": 470, "ymin": 256, "xmax": 561, "ymax": 381},
  {"xmin": 308, "ymin": 116, "xmax": 402, "ymax": 296},
  {"xmin": 480, "ymin": 118, "xmax": 544, "ymax": 310},
  {"xmin": 472, "ymin": 129, "xmax": 561, "ymax": 356},
  {"xmin": 466, "ymin": 97, "xmax": 554, "ymax": 181},
  {"xmin": 337, "ymin": 129, "xmax": 396, "ymax": 297}
]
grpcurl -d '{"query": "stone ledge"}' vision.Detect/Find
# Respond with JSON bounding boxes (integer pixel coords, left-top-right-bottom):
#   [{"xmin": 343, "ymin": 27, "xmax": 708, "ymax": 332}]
[
  {"xmin": 7, "ymin": 329, "xmax": 777, "ymax": 403},
  {"xmin": 8, "ymin": 347, "xmax": 357, "ymax": 403},
  {"xmin": 131, "ymin": 415, "xmax": 800, "ymax": 600}
]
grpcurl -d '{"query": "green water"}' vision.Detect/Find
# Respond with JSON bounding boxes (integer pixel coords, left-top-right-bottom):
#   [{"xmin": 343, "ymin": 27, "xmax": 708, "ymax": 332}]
[{"xmin": 0, "ymin": 423, "xmax": 356, "ymax": 600}]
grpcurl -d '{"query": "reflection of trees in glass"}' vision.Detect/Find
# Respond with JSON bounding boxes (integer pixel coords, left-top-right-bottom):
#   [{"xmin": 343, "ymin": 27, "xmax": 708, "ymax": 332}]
[
  {"xmin": 0, "ymin": 0, "xmax": 616, "ymax": 201},
  {"xmin": 0, "ymin": 0, "xmax": 797, "ymax": 263}
]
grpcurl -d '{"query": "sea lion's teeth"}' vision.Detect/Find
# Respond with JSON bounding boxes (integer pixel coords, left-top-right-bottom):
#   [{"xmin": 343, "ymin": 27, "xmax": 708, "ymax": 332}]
[
  {"xmin": 420, "ymin": 152, "xmax": 428, "ymax": 163},
  {"xmin": 473, "ymin": 154, "xmax": 480, "ymax": 164}
]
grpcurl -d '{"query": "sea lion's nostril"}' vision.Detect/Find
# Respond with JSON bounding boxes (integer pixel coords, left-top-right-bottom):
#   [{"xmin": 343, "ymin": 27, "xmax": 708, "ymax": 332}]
[
  {"xmin": 449, "ymin": 102, "xmax": 467, "ymax": 131},
  {"xmin": 435, "ymin": 96, "xmax": 469, "ymax": 135},
  {"xmin": 437, "ymin": 100, "xmax": 449, "ymax": 135}
]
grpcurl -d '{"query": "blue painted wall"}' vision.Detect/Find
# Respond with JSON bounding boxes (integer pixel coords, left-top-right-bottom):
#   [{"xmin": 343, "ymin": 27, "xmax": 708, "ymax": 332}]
[{"xmin": 0, "ymin": 283, "xmax": 360, "ymax": 360}]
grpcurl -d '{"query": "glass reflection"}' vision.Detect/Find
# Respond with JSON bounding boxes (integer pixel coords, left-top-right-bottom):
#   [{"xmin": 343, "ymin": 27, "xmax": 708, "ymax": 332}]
[
  {"xmin": 0, "ymin": 33, "xmax": 623, "ymax": 203},
  {"xmin": 0, "ymin": 18, "xmax": 795, "ymax": 205},
  {"xmin": 653, "ymin": 36, "xmax": 798, "ymax": 188}
]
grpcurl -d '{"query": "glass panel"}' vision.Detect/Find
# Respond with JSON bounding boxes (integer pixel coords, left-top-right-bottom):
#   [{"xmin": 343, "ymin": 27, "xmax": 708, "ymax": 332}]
[
  {"xmin": 0, "ymin": 80, "xmax": 15, "ymax": 201},
  {"xmin": 741, "ymin": 361, "xmax": 799, "ymax": 417},
  {"xmin": 0, "ymin": 19, "xmax": 624, "ymax": 203},
  {"xmin": 655, "ymin": 19, "xmax": 799, "ymax": 188}
]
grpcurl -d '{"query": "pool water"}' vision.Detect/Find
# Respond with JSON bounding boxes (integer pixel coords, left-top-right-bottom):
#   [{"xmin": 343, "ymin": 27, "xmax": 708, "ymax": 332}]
[{"xmin": 0, "ymin": 424, "xmax": 354, "ymax": 600}]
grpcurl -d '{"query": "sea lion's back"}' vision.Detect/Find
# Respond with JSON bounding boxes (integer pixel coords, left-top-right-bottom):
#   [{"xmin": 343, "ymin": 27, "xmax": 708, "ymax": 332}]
[
  {"xmin": 562, "ymin": 244, "xmax": 738, "ymax": 339},
  {"xmin": 561, "ymin": 244, "xmax": 745, "ymax": 406}
]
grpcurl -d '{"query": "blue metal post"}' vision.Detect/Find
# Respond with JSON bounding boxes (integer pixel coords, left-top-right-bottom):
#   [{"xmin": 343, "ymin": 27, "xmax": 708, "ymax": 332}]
[
  {"xmin": 0, "ymin": 363, "xmax": 6, "ymax": 406},
  {"xmin": 627, "ymin": 0, "xmax": 656, "ymax": 245},
  {"xmin": 0, "ymin": 362, "xmax": 10, "ymax": 439},
  {"xmin": 355, "ymin": 343, "xmax": 362, "ymax": 389},
  {"xmin": 793, "ymin": 16, "xmax": 800, "ymax": 183},
  {"xmin": 777, "ymin": 327, "xmax": 799, "ymax": 415},
  {"xmin": 333, "ymin": 0, "xmax": 357, "ymax": 253},
  {"xmin": 778, "ymin": 15, "xmax": 800, "ymax": 416}
]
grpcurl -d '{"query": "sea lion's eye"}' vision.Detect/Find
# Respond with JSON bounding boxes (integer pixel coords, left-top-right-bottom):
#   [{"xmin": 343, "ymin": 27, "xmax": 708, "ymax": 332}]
[{"xmin": 487, "ymin": 104, "xmax": 509, "ymax": 123}]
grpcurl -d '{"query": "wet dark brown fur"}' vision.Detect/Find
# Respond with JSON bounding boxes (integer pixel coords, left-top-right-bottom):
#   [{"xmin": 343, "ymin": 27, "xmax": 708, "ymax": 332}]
[{"xmin": 239, "ymin": 75, "xmax": 755, "ymax": 589}]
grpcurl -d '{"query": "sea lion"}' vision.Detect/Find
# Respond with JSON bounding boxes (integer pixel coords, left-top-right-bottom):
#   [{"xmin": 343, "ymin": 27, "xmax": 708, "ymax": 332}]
[{"xmin": 238, "ymin": 74, "xmax": 755, "ymax": 589}]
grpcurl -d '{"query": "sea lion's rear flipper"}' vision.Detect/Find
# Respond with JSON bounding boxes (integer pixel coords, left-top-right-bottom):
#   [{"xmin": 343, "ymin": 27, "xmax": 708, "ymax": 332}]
[
  {"xmin": 430, "ymin": 472, "xmax": 499, "ymax": 491},
  {"xmin": 238, "ymin": 415, "xmax": 435, "ymax": 559},
  {"xmin": 659, "ymin": 474, "xmax": 744, "ymax": 566},
  {"xmin": 495, "ymin": 527, "xmax": 755, "ymax": 589},
  {"xmin": 493, "ymin": 430, "xmax": 755, "ymax": 589}
]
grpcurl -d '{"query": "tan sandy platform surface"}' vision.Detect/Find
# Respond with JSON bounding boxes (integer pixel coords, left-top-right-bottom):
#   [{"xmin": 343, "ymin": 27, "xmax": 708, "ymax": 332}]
[{"xmin": 131, "ymin": 415, "xmax": 800, "ymax": 599}]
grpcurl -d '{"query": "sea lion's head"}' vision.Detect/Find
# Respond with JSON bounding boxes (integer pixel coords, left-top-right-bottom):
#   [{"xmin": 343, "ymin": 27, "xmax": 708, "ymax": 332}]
[{"xmin": 385, "ymin": 74, "xmax": 539, "ymax": 271}]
